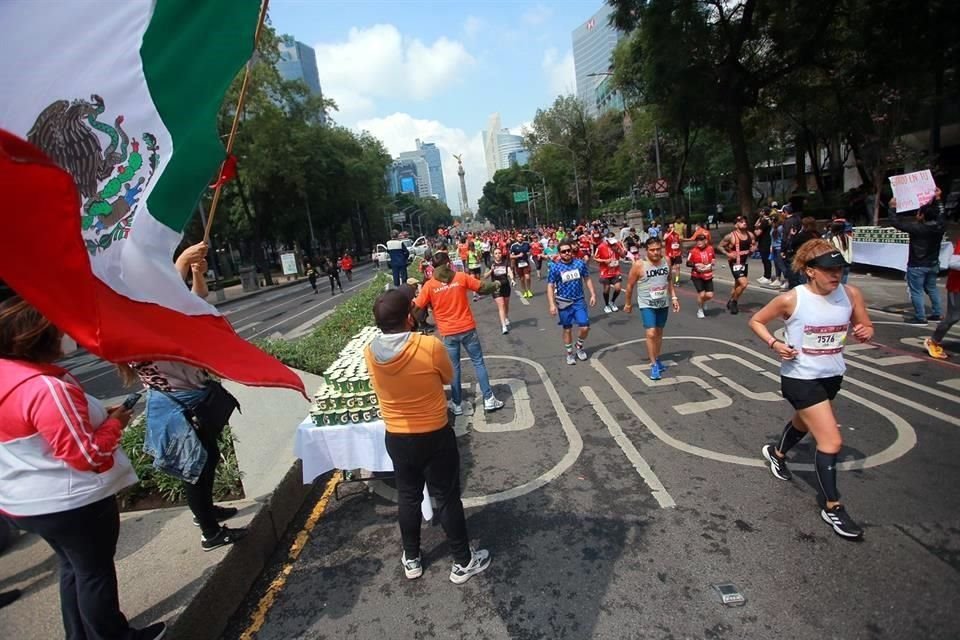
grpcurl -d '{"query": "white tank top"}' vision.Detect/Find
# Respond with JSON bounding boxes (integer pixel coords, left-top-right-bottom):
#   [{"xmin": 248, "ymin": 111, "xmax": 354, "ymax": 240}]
[{"xmin": 781, "ymin": 284, "xmax": 852, "ymax": 380}]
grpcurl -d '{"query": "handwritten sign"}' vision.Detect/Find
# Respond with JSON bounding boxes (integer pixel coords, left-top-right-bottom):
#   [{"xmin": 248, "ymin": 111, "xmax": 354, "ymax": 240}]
[{"xmin": 889, "ymin": 170, "xmax": 936, "ymax": 212}]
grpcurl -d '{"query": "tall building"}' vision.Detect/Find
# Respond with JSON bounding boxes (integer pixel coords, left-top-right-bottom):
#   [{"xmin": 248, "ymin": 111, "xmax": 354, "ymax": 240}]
[
  {"xmin": 508, "ymin": 149, "xmax": 530, "ymax": 167},
  {"xmin": 277, "ymin": 36, "xmax": 326, "ymax": 123},
  {"xmin": 572, "ymin": 4, "xmax": 622, "ymax": 117},
  {"xmin": 482, "ymin": 112, "xmax": 529, "ymax": 180},
  {"xmin": 416, "ymin": 139, "xmax": 447, "ymax": 204},
  {"xmin": 394, "ymin": 153, "xmax": 433, "ymax": 199}
]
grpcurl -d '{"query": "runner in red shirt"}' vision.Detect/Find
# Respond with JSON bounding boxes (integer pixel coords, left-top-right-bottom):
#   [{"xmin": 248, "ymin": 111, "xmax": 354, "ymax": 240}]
[
  {"xmin": 686, "ymin": 234, "xmax": 716, "ymax": 318},
  {"xmin": 594, "ymin": 231, "xmax": 625, "ymax": 312},
  {"xmin": 340, "ymin": 251, "xmax": 354, "ymax": 282},
  {"xmin": 663, "ymin": 223, "xmax": 683, "ymax": 286},
  {"xmin": 578, "ymin": 230, "xmax": 593, "ymax": 261},
  {"xmin": 530, "ymin": 238, "xmax": 545, "ymax": 279}
]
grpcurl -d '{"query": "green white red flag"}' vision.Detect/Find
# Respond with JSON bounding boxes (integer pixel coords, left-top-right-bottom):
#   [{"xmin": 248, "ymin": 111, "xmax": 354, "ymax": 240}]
[{"xmin": 0, "ymin": 0, "xmax": 305, "ymax": 394}]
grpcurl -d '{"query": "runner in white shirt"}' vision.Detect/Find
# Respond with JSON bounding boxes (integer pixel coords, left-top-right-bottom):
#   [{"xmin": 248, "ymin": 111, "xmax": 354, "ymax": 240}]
[
  {"xmin": 623, "ymin": 237, "xmax": 680, "ymax": 380},
  {"xmin": 748, "ymin": 239, "xmax": 874, "ymax": 540}
]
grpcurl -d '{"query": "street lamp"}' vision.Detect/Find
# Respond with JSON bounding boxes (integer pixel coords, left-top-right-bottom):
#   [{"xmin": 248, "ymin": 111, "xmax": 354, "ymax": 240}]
[
  {"xmin": 540, "ymin": 141, "xmax": 582, "ymax": 213},
  {"xmin": 521, "ymin": 168, "xmax": 548, "ymax": 226}
]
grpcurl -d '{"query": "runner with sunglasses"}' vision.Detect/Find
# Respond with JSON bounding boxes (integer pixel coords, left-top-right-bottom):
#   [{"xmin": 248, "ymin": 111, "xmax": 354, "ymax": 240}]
[
  {"xmin": 748, "ymin": 238, "xmax": 873, "ymax": 539},
  {"xmin": 547, "ymin": 241, "xmax": 597, "ymax": 365}
]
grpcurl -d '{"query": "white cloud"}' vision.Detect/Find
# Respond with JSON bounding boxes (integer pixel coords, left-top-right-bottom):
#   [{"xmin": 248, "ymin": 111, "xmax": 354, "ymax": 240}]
[
  {"xmin": 542, "ymin": 48, "xmax": 576, "ymax": 98},
  {"xmin": 522, "ymin": 4, "xmax": 554, "ymax": 26},
  {"xmin": 314, "ymin": 25, "xmax": 475, "ymax": 123},
  {"xmin": 464, "ymin": 16, "xmax": 484, "ymax": 38},
  {"xmin": 355, "ymin": 113, "xmax": 487, "ymax": 217}
]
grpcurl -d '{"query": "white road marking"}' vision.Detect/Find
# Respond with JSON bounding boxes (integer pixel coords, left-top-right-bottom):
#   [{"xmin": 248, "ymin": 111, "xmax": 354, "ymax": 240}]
[
  {"xmin": 471, "ymin": 379, "xmax": 534, "ymax": 433},
  {"xmin": 626, "ymin": 365, "xmax": 731, "ymax": 415},
  {"xmin": 849, "ymin": 354, "xmax": 922, "ymax": 367},
  {"xmin": 690, "ymin": 354, "xmax": 782, "ymax": 402},
  {"xmin": 234, "ymin": 321, "xmax": 261, "ymax": 333},
  {"xmin": 940, "ymin": 379, "xmax": 960, "ymax": 391},
  {"xmin": 460, "ymin": 355, "xmax": 583, "ymax": 509},
  {"xmin": 581, "ymin": 385, "xmax": 675, "ymax": 508},
  {"xmin": 593, "ymin": 337, "xmax": 918, "ymax": 470}
]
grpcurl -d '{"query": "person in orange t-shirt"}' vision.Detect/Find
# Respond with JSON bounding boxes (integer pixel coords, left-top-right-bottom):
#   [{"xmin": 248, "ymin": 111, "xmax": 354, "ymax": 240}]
[
  {"xmin": 340, "ymin": 251, "xmax": 354, "ymax": 282},
  {"xmin": 366, "ymin": 289, "xmax": 491, "ymax": 584},
  {"xmin": 413, "ymin": 252, "xmax": 503, "ymax": 416}
]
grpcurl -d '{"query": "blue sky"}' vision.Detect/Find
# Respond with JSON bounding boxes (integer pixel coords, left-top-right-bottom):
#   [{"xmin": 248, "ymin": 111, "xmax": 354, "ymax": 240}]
[{"xmin": 269, "ymin": 0, "xmax": 604, "ymax": 214}]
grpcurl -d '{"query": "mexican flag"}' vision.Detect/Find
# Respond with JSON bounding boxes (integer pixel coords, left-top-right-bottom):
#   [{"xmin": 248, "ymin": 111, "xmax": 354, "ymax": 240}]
[{"xmin": 0, "ymin": 0, "xmax": 305, "ymax": 395}]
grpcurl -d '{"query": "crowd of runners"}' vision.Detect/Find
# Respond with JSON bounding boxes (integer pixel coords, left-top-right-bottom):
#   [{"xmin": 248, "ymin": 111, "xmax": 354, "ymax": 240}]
[{"xmin": 392, "ymin": 200, "xmax": 955, "ymax": 553}]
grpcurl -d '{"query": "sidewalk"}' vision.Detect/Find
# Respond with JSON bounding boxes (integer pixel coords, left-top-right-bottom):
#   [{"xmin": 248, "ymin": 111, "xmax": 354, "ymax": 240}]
[{"xmin": 0, "ymin": 370, "xmax": 322, "ymax": 640}]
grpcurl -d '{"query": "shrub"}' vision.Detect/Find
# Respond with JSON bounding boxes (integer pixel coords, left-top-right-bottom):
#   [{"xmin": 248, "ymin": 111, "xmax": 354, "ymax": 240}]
[
  {"xmin": 117, "ymin": 416, "xmax": 243, "ymax": 508},
  {"xmin": 258, "ymin": 272, "xmax": 389, "ymax": 376}
]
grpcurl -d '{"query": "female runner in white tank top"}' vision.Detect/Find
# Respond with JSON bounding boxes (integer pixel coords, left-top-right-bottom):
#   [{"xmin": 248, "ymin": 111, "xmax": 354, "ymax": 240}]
[{"xmin": 748, "ymin": 239, "xmax": 874, "ymax": 540}]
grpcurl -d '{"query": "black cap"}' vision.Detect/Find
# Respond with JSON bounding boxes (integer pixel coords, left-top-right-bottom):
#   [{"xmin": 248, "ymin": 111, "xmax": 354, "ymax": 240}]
[{"xmin": 805, "ymin": 251, "xmax": 848, "ymax": 268}]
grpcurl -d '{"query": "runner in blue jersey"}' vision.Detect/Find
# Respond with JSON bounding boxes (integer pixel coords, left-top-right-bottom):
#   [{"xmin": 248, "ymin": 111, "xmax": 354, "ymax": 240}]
[{"xmin": 547, "ymin": 240, "xmax": 597, "ymax": 365}]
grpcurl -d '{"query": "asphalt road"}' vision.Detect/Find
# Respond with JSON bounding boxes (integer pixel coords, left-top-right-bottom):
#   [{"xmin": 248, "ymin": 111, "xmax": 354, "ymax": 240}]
[
  {"xmin": 60, "ymin": 263, "xmax": 381, "ymax": 404},
  {"xmin": 223, "ymin": 267, "xmax": 960, "ymax": 640}
]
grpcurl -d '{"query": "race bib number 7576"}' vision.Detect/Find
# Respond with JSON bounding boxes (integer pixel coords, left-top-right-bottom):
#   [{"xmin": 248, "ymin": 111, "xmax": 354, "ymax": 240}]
[{"xmin": 801, "ymin": 324, "xmax": 849, "ymax": 355}]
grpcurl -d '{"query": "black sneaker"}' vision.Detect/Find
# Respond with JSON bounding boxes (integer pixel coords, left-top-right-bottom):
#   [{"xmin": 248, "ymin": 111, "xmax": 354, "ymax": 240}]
[
  {"xmin": 201, "ymin": 525, "xmax": 247, "ymax": 551},
  {"xmin": 729, "ymin": 300, "xmax": 739, "ymax": 315},
  {"xmin": 820, "ymin": 505, "xmax": 864, "ymax": 539},
  {"xmin": 761, "ymin": 445, "xmax": 791, "ymax": 481},
  {"xmin": 132, "ymin": 622, "xmax": 167, "ymax": 640},
  {"xmin": 725, "ymin": 299, "xmax": 733, "ymax": 312},
  {"xmin": 193, "ymin": 505, "xmax": 239, "ymax": 527},
  {"xmin": 929, "ymin": 314, "xmax": 942, "ymax": 322},
  {"xmin": 904, "ymin": 316, "xmax": 928, "ymax": 325}
]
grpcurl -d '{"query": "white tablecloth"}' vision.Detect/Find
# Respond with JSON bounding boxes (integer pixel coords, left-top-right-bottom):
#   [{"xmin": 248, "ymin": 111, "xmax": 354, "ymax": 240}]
[
  {"xmin": 294, "ymin": 417, "xmax": 433, "ymax": 520},
  {"xmin": 852, "ymin": 240, "xmax": 953, "ymax": 272}
]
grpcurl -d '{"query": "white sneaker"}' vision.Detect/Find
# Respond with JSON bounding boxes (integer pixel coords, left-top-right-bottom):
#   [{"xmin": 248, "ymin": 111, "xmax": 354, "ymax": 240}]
[
  {"xmin": 779, "ymin": 281, "xmax": 790, "ymax": 290},
  {"xmin": 610, "ymin": 303, "xmax": 619, "ymax": 312},
  {"xmin": 483, "ymin": 396, "xmax": 504, "ymax": 411},
  {"xmin": 449, "ymin": 548, "xmax": 491, "ymax": 584},
  {"xmin": 757, "ymin": 277, "xmax": 770, "ymax": 284},
  {"xmin": 449, "ymin": 401, "xmax": 463, "ymax": 416},
  {"xmin": 502, "ymin": 324, "xmax": 509, "ymax": 335},
  {"xmin": 576, "ymin": 348, "xmax": 588, "ymax": 361},
  {"xmin": 505, "ymin": 318, "xmax": 511, "ymax": 327},
  {"xmin": 697, "ymin": 307, "xmax": 705, "ymax": 319},
  {"xmin": 402, "ymin": 552, "xmax": 422, "ymax": 579},
  {"xmin": 603, "ymin": 305, "xmax": 612, "ymax": 313},
  {"xmin": 566, "ymin": 353, "xmax": 576, "ymax": 365}
]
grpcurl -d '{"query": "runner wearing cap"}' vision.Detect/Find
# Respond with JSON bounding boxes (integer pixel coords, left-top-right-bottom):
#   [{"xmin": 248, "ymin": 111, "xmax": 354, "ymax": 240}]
[
  {"xmin": 594, "ymin": 232, "xmax": 626, "ymax": 313},
  {"xmin": 720, "ymin": 216, "xmax": 756, "ymax": 315},
  {"xmin": 686, "ymin": 234, "xmax": 716, "ymax": 318},
  {"xmin": 748, "ymin": 239, "xmax": 874, "ymax": 540}
]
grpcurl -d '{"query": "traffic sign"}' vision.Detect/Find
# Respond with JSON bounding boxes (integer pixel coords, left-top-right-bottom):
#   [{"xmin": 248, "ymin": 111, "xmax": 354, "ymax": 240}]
[
  {"xmin": 654, "ymin": 191, "xmax": 670, "ymax": 199},
  {"xmin": 391, "ymin": 213, "xmax": 406, "ymax": 223},
  {"xmin": 513, "ymin": 190, "xmax": 530, "ymax": 203},
  {"xmin": 654, "ymin": 178, "xmax": 669, "ymax": 193}
]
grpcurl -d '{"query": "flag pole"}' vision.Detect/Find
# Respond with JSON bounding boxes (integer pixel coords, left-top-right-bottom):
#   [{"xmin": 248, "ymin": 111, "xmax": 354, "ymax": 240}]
[{"xmin": 203, "ymin": 0, "xmax": 270, "ymax": 244}]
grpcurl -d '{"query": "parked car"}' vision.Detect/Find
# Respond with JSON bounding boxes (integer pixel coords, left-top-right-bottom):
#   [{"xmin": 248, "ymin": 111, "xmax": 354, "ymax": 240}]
[{"xmin": 371, "ymin": 236, "xmax": 429, "ymax": 267}]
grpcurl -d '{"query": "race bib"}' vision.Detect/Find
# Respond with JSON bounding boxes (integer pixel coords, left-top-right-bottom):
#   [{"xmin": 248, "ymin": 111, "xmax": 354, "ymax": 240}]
[
  {"xmin": 732, "ymin": 264, "xmax": 746, "ymax": 277},
  {"xmin": 493, "ymin": 266, "xmax": 507, "ymax": 276},
  {"xmin": 650, "ymin": 285, "xmax": 667, "ymax": 299},
  {"xmin": 561, "ymin": 269, "xmax": 581, "ymax": 283},
  {"xmin": 698, "ymin": 263, "xmax": 713, "ymax": 273},
  {"xmin": 517, "ymin": 261, "xmax": 528, "ymax": 268},
  {"xmin": 671, "ymin": 243, "xmax": 680, "ymax": 251},
  {"xmin": 609, "ymin": 259, "xmax": 620, "ymax": 267},
  {"xmin": 801, "ymin": 324, "xmax": 849, "ymax": 355}
]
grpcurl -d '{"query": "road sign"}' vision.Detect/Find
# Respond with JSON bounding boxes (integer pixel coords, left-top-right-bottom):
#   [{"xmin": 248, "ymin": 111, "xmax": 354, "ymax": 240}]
[
  {"xmin": 654, "ymin": 178, "xmax": 669, "ymax": 193},
  {"xmin": 391, "ymin": 213, "xmax": 406, "ymax": 223},
  {"xmin": 280, "ymin": 252, "xmax": 298, "ymax": 276},
  {"xmin": 513, "ymin": 190, "xmax": 530, "ymax": 203},
  {"xmin": 654, "ymin": 191, "xmax": 670, "ymax": 199}
]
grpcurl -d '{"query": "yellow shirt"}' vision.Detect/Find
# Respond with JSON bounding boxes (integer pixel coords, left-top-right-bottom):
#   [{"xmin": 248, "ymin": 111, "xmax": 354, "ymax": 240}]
[{"xmin": 364, "ymin": 333, "xmax": 452, "ymax": 434}]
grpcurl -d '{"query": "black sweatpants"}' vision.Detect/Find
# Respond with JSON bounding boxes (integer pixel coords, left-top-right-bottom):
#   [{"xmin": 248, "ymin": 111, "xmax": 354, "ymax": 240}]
[
  {"xmin": 13, "ymin": 497, "xmax": 130, "ymax": 640},
  {"xmin": 384, "ymin": 425, "xmax": 470, "ymax": 565},
  {"xmin": 328, "ymin": 272, "xmax": 343, "ymax": 294},
  {"xmin": 184, "ymin": 421, "xmax": 224, "ymax": 537}
]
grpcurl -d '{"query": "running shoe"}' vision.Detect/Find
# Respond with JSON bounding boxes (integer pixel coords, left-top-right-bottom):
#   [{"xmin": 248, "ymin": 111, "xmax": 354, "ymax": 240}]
[
  {"xmin": 610, "ymin": 303, "xmax": 619, "ymax": 312},
  {"xmin": 820, "ymin": 505, "xmax": 864, "ymax": 539},
  {"xmin": 779, "ymin": 281, "xmax": 790, "ymax": 290},
  {"xmin": 450, "ymin": 548, "xmax": 491, "ymax": 584},
  {"xmin": 696, "ymin": 307, "xmax": 705, "ymax": 319},
  {"xmin": 449, "ymin": 401, "xmax": 463, "ymax": 416},
  {"xmin": 757, "ymin": 277, "xmax": 770, "ymax": 284},
  {"xmin": 729, "ymin": 300, "xmax": 739, "ymax": 315},
  {"xmin": 650, "ymin": 364, "xmax": 662, "ymax": 381},
  {"xmin": 725, "ymin": 299, "xmax": 733, "ymax": 312},
  {"xmin": 604, "ymin": 304, "xmax": 613, "ymax": 313},
  {"xmin": 904, "ymin": 316, "xmax": 928, "ymax": 325},
  {"xmin": 527, "ymin": 291, "xmax": 534, "ymax": 298},
  {"xmin": 402, "ymin": 552, "xmax": 423, "ymax": 580},
  {"xmin": 502, "ymin": 325, "xmax": 509, "ymax": 335},
  {"xmin": 483, "ymin": 396, "xmax": 504, "ymax": 411},
  {"xmin": 929, "ymin": 314, "xmax": 942, "ymax": 322},
  {"xmin": 576, "ymin": 348, "xmax": 588, "ymax": 361},
  {"xmin": 761, "ymin": 445, "xmax": 791, "ymax": 481},
  {"xmin": 505, "ymin": 319, "xmax": 511, "ymax": 327},
  {"xmin": 656, "ymin": 358, "xmax": 667, "ymax": 370},
  {"xmin": 566, "ymin": 353, "xmax": 576, "ymax": 365},
  {"xmin": 924, "ymin": 337, "xmax": 948, "ymax": 359}
]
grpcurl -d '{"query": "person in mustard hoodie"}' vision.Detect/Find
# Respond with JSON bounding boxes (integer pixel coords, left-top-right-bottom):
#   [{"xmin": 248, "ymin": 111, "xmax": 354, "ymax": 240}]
[{"xmin": 365, "ymin": 289, "xmax": 491, "ymax": 585}]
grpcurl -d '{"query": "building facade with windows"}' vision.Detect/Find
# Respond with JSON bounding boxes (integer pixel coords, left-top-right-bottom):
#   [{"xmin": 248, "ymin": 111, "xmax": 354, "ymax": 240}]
[
  {"xmin": 277, "ymin": 36, "xmax": 326, "ymax": 124},
  {"xmin": 572, "ymin": 4, "xmax": 621, "ymax": 117}
]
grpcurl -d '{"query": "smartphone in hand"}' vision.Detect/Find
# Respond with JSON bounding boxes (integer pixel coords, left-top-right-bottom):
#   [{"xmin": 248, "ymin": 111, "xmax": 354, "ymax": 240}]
[{"xmin": 122, "ymin": 392, "xmax": 142, "ymax": 410}]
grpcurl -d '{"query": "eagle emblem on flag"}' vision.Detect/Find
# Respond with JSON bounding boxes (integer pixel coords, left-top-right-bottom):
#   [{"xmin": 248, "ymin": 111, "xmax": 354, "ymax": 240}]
[{"xmin": 26, "ymin": 95, "xmax": 160, "ymax": 255}]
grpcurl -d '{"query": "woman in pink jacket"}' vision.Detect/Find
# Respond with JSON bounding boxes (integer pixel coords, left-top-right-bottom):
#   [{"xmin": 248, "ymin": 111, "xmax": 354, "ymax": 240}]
[{"xmin": 0, "ymin": 290, "xmax": 165, "ymax": 640}]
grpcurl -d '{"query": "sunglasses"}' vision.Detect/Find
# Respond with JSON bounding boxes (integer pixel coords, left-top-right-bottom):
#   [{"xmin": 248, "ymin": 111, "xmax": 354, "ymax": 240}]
[{"xmin": 559, "ymin": 248, "xmax": 574, "ymax": 254}]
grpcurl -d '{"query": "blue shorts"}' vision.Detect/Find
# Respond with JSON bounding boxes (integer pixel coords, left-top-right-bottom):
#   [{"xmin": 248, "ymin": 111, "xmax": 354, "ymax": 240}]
[
  {"xmin": 558, "ymin": 299, "xmax": 590, "ymax": 328},
  {"xmin": 640, "ymin": 306, "xmax": 669, "ymax": 329}
]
